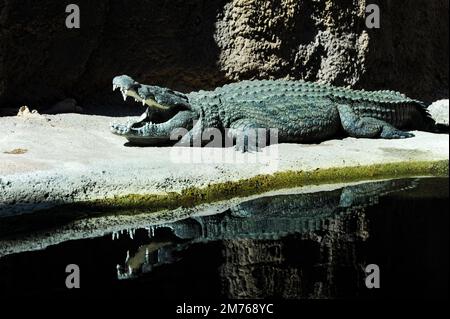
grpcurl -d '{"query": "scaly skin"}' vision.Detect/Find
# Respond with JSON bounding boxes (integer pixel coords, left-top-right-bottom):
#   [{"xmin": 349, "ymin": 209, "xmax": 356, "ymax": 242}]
[{"xmin": 110, "ymin": 76, "xmax": 436, "ymax": 150}]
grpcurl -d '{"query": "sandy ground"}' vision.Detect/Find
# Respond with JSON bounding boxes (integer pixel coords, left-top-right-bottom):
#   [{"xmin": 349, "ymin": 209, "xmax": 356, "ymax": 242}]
[{"xmin": 0, "ymin": 113, "xmax": 448, "ymax": 217}]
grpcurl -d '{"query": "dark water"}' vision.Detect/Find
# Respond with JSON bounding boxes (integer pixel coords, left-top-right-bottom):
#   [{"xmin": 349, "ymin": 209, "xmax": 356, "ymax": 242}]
[{"xmin": 0, "ymin": 178, "xmax": 448, "ymax": 299}]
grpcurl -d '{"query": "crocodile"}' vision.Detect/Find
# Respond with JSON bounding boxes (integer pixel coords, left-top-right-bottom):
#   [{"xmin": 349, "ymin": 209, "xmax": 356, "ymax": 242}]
[{"xmin": 110, "ymin": 75, "xmax": 436, "ymax": 150}]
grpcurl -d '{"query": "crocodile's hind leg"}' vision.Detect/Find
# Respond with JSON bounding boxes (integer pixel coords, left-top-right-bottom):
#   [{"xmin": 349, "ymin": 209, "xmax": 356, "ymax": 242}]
[{"xmin": 337, "ymin": 104, "xmax": 414, "ymax": 139}]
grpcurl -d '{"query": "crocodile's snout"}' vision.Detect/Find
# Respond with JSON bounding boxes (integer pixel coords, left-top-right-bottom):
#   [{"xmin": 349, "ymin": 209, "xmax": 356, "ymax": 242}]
[
  {"xmin": 110, "ymin": 121, "xmax": 157, "ymax": 137},
  {"xmin": 112, "ymin": 75, "xmax": 139, "ymax": 90},
  {"xmin": 113, "ymin": 75, "xmax": 141, "ymax": 101},
  {"xmin": 110, "ymin": 122, "xmax": 131, "ymax": 136}
]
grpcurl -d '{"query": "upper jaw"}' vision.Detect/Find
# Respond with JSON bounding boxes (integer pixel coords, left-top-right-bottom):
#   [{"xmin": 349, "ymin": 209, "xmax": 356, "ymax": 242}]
[
  {"xmin": 112, "ymin": 77, "xmax": 166, "ymax": 109},
  {"xmin": 112, "ymin": 75, "xmax": 181, "ymax": 111},
  {"xmin": 112, "ymin": 75, "xmax": 141, "ymax": 102}
]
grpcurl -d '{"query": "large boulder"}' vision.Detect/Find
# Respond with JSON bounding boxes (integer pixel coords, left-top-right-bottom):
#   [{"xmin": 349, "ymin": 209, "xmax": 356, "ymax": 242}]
[
  {"xmin": 0, "ymin": 0, "xmax": 448, "ymax": 114},
  {"xmin": 428, "ymin": 99, "xmax": 449, "ymax": 126}
]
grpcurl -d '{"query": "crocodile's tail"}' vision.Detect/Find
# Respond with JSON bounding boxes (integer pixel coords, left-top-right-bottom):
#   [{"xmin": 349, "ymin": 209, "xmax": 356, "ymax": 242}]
[
  {"xmin": 390, "ymin": 97, "xmax": 446, "ymax": 133},
  {"xmin": 412, "ymin": 100, "xmax": 438, "ymax": 132}
]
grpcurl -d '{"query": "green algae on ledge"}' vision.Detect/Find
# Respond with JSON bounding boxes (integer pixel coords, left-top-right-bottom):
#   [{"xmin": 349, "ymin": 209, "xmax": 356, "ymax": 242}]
[
  {"xmin": 0, "ymin": 160, "xmax": 447, "ymax": 238},
  {"xmin": 86, "ymin": 159, "xmax": 449, "ymax": 213}
]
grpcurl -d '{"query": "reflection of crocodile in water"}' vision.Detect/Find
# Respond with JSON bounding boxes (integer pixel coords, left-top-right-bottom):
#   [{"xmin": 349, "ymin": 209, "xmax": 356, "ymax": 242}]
[{"xmin": 116, "ymin": 179, "xmax": 417, "ymax": 280}]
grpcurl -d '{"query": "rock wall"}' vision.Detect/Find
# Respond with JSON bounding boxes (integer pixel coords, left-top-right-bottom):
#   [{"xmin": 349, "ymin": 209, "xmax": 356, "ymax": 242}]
[
  {"xmin": 0, "ymin": 0, "xmax": 448, "ymax": 114},
  {"xmin": 360, "ymin": 0, "xmax": 449, "ymax": 101}
]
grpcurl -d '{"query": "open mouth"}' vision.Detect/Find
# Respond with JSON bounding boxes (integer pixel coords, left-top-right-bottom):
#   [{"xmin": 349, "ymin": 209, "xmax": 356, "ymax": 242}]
[
  {"xmin": 112, "ymin": 83, "xmax": 170, "ymax": 110},
  {"xmin": 110, "ymin": 75, "xmax": 195, "ymax": 141},
  {"xmin": 113, "ymin": 84, "xmax": 144, "ymax": 105},
  {"xmin": 110, "ymin": 84, "xmax": 160, "ymax": 136},
  {"xmin": 109, "ymin": 104, "xmax": 164, "ymax": 137},
  {"xmin": 111, "ymin": 74, "xmax": 168, "ymax": 109},
  {"xmin": 110, "ymin": 80, "xmax": 167, "ymax": 135}
]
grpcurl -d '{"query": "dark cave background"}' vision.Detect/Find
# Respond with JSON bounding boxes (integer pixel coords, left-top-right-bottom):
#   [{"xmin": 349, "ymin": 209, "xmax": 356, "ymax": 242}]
[{"xmin": 0, "ymin": 0, "xmax": 448, "ymax": 115}]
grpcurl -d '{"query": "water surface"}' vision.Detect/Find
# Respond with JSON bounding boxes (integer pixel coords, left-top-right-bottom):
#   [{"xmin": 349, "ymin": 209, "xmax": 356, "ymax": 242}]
[{"xmin": 0, "ymin": 178, "xmax": 448, "ymax": 299}]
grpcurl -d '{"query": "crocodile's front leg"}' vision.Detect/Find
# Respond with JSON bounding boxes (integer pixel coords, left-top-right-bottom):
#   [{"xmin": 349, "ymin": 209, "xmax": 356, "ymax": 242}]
[{"xmin": 177, "ymin": 119, "xmax": 203, "ymax": 147}]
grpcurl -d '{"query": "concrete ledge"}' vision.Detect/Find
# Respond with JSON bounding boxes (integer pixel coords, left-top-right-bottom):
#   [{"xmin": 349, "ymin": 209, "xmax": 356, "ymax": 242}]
[{"xmin": 0, "ymin": 113, "xmax": 448, "ymax": 217}]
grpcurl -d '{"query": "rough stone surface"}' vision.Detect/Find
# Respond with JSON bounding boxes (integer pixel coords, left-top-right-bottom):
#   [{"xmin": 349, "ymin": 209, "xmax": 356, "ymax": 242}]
[
  {"xmin": 428, "ymin": 99, "xmax": 449, "ymax": 126},
  {"xmin": 0, "ymin": 113, "xmax": 448, "ymax": 217},
  {"xmin": 0, "ymin": 0, "xmax": 448, "ymax": 114}
]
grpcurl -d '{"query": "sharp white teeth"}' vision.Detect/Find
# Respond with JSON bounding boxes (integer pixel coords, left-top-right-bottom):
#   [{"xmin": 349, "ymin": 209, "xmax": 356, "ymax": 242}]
[
  {"xmin": 121, "ymin": 90, "xmax": 127, "ymax": 101},
  {"xmin": 147, "ymin": 226, "xmax": 155, "ymax": 238},
  {"xmin": 113, "ymin": 84, "xmax": 118, "ymax": 91},
  {"xmin": 137, "ymin": 112, "xmax": 147, "ymax": 122},
  {"xmin": 142, "ymin": 99, "xmax": 146, "ymax": 106}
]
